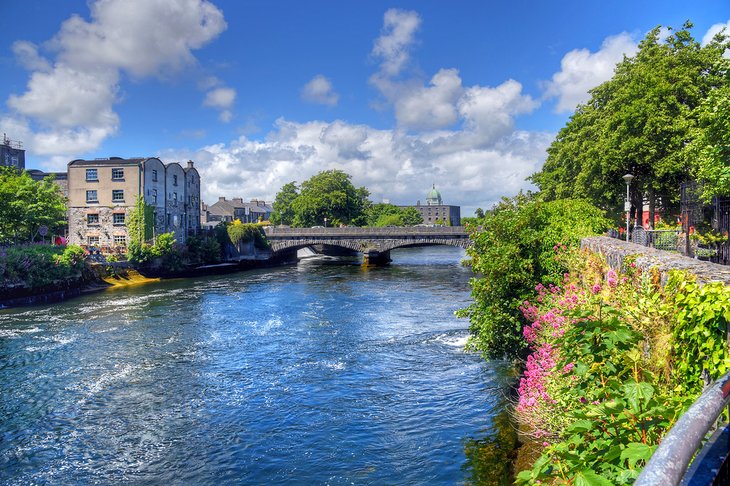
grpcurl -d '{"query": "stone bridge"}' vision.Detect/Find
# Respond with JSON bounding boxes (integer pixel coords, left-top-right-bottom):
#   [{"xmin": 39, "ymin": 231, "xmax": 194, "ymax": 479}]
[{"xmin": 264, "ymin": 226, "xmax": 471, "ymax": 264}]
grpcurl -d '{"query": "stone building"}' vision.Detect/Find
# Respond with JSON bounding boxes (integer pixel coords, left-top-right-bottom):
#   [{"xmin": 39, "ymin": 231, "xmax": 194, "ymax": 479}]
[
  {"xmin": 66, "ymin": 157, "xmax": 201, "ymax": 248},
  {"xmin": 404, "ymin": 185, "xmax": 461, "ymax": 226},
  {"xmin": 201, "ymin": 197, "xmax": 273, "ymax": 228},
  {"xmin": 0, "ymin": 134, "xmax": 25, "ymax": 169}
]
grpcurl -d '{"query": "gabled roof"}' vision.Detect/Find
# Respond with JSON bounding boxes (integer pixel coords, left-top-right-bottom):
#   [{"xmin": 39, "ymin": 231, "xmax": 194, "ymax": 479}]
[{"xmin": 68, "ymin": 157, "xmax": 147, "ymax": 167}]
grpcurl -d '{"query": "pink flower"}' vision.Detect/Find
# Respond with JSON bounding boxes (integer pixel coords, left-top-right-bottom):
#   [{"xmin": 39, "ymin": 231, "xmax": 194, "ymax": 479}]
[{"xmin": 591, "ymin": 284, "xmax": 601, "ymax": 294}]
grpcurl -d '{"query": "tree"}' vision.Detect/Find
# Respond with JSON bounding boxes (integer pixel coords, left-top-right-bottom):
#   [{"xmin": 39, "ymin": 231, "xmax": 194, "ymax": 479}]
[
  {"xmin": 401, "ymin": 207, "xmax": 423, "ymax": 226},
  {"xmin": 0, "ymin": 167, "xmax": 66, "ymax": 243},
  {"xmin": 374, "ymin": 213, "xmax": 404, "ymax": 227},
  {"xmin": 270, "ymin": 181, "xmax": 299, "ymax": 225},
  {"xmin": 366, "ymin": 203, "xmax": 423, "ymax": 226},
  {"xmin": 290, "ymin": 170, "xmax": 370, "ymax": 227},
  {"xmin": 687, "ymin": 81, "xmax": 730, "ymax": 200},
  {"xmin": 531, "ymin": 23, "xmax": 729, "ymax": 226}
]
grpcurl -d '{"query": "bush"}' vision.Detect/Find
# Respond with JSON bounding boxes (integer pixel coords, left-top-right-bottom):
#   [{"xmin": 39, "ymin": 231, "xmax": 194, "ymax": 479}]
[
  {"xmin": 0, "ymin": 244, "xmax": 86, "ymax": 289},
  {"xmin": 457, "ymin": 195, "xmax": 610, "ymax": 359}
]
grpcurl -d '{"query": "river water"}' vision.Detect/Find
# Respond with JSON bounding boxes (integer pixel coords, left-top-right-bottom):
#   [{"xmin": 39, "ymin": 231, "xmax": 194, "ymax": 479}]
[{"xmin": 0, "ymin": 246, "xmax": 516, "ymax": 485}]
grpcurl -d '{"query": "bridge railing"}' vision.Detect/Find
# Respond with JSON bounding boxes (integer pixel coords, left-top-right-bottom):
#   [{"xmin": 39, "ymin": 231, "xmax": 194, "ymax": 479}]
[
  {"xmin": 264, "ymin": 226, "xmax": 469, "ymax": 237},
  {"xmin": 635, "ymin": 370, "xmax": 730, "ymax": 485}
]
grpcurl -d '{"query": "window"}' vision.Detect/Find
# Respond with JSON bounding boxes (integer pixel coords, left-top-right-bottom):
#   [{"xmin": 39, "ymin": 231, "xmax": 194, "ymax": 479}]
[
  {"xmin": 173, "ymin": 192, "xmax": 177, "ymax": 203},
  {"xmin": 173, "ymin": 174, "xmax": 178, "ymax": 186},
  {"xmin": 86, "ymin": 168, "xmax": 98, "ymax": 181},
  {"xmin": 112, "ymin": 190, "xmax": 124, "ymax": 202},
  {"xmin": 113, "ymin": 235, "xmax": 126, "ymax": 246},
  {"xmin": 152, "ymin": 169, "xmax": 158, "ymax": 182},
  {"xmin": 112, "ymin": 168, "xmax": 124, "ymax": 180},
  {"xmin": 87, "ymin": 214, "xmax": 99, "ymax": 225},
  {"xmin": 87, "ymin": 235, "xmax": 100, "ymax": 245},
  {"xmin": 86, "ymin": 190, "xmax": 98, "ymax": 202},
  {"xmin": 152, "ymin": 189, "xmax": 157, "ymax": 204},
  {"xmin": 113, "ymin": 213, "xmax": 125, "ymax": 225}
]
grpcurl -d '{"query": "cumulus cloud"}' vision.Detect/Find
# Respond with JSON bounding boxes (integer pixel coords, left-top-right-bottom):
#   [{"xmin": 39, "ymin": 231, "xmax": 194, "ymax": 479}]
[
  {"xmin": 394, "ymin": 69, "xmax": 462, "ymax": 130},
  {"xmin": 301, "ymin": 75, "xmax": 340, "ymax": 106},
  {"xmin": 703, "ymin": 20, "xmax": 730, "ymax": 58},
  {"xmin": 543, "ymin": 33, "xmax": 637, "ymax": 113},
  {"xmin": 4, "ymin": 0, "xmax": 227, "ymax": 159}
]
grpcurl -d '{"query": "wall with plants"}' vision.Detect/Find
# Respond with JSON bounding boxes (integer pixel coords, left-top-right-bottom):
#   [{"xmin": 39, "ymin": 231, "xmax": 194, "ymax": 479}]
[
  {"xmin": 514, "ymin": 248, "xmax": 730, "ymax": 484},
  {"xmin": 0, "ymin": 245, "xmax": 86, "ymax": 291}
]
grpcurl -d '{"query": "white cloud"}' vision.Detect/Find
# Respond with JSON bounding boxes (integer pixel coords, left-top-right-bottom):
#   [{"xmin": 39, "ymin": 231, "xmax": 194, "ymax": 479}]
[
  {"xmin": 12, "ymin": 41, "xmax": 51, "ymax": 72},
  {"xmin": 159, "ymin": 116, "xmax": 551, "ymax": 215},
  {"xmin": 544, "ymin": 33, "xmax": 637, "ymax": 113},
  {"xmin": 301, "ymin": 75, "xmax": 340, "ymax": 106},
  {"xmin": 4, "ymin": 0, "xmax": 227, "ymax": 159},
  {"xmin": 371, "ymin": 9, "xmax": 421, "ymax": 77},
  {"xmin": 203, "ymin": 86, "xmax": 237, "ymax": 122},
  {"xmin": 394, "ymin": 69, "xmax": 462, "ymax": 130}
]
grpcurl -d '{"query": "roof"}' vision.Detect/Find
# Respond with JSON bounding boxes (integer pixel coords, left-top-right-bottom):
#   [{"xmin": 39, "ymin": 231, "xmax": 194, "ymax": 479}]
[
  {"xmin": 68, "ymin": 157, "xmax": 147, "ymax": 167},
  {"xmin": 427, "ymin": 184, "xmax": 442, "ymax": 200}
]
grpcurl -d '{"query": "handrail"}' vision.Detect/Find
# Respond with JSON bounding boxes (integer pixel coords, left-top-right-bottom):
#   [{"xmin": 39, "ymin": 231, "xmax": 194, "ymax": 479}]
[{"xmin": 635, "ymin": 371, "xmax": 730, "ymax": 485}]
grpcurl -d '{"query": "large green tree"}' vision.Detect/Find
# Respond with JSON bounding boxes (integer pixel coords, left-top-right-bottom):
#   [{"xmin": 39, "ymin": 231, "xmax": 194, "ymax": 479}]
[
  {"xmin": 290, "ymin": 170, "xmax": 371, "ymax": 227},
  {"xmin": 687, "ymin": 79, "xmax": 730, "ymax": 201},
  {"xmin": 0, "ymin": 167, "xmax": 66, "ymax": 243},
  {"xmin": 531, "ymin": 23, "xmax": 729, "ymax": 226},
  {"xmin": 270, "ymin": 181, "xmax": 299, "ymax": 225},
  {"xmin": 365, "ymin": 203, "xmax": 423, "ymax": 227}
]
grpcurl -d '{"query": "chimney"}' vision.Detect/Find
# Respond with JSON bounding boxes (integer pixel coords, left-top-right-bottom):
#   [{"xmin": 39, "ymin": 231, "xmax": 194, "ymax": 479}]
[
  {"xmin": 218, "ymin": 196, "xmax": 226, "ymax": 202},
  {"xmin": 233, "ymin": 197, "xmax": 244, "ymax": 205},
  {"xmin": 187, "ymin": 160, "xmax": 194, "ymax": 169}
]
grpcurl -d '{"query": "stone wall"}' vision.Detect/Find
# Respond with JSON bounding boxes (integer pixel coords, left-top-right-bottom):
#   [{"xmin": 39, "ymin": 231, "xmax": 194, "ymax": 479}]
[{"xmin": 581, "ymin": 236, "xmax": 730, "ymax": 286}]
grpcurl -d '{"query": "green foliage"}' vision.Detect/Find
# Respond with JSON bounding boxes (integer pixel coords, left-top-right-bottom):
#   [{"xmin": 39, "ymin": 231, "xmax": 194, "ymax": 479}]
[
  {"xmin": 0, "ymin": 244, "xmax": 85, "ymax": 289},
  {"xmin": 283, "ymin": 170, "xmax": 370, "ymax": 227},
  {"xmin": 0, "ymin": 167, "xmax": 67, "ymax": 244},
  {"xmin": 531, "ymin": 23, "xmax": 729, "ymax": 222},
  {"xmin": 126, "ymin": 195, "xmax": 155, "ymax": 245},
  {"xmin": 270, "ymin": 181, "xmax": 299, "ymax": 225},
  {"xmin": 226, "ymin": 221, "xmax": 269, "ymax": 249},
  {"xmin": 184, "ymin": 235, "xmax": 221, "ymax": 264},
  {"xmin": 366, "ymin": 203, "xmax": 424, "ymax": 227},
  {"xmin": 669, "ymin": 276, "xmax": 730, "ymax": 395},
  {"xmin": 687, "ymin": 71, "xmax": 730, "ymax": 200},
  {"xmin": 375, "ymin": 213, "xmax": 403, "ymax": 227},
  {"xmin": 457, "ymin": 195, "xmax": 609, "ymax": 359}
]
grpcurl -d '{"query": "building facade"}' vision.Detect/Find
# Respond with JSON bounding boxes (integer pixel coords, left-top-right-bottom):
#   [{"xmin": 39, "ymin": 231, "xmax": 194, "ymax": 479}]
[
  {"xmin": 403, "ymin": 185, "xmax": 461, "ymax": 226},
  {"xmin": 0, "ymin": 134, "xmax": 25, "ymax": 169},
  {"xmin": 201, "ymin": 197, "xmax": 273, "ymax": 228},
  {"xmin": 67, "ymin": 157, "xmax": 201, "ymax": 248}
]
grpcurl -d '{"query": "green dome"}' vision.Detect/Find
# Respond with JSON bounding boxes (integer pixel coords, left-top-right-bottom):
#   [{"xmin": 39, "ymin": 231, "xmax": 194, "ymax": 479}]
[{"xmin": 426, "ymin": 184, "xmax": 442, "ymax": 205}]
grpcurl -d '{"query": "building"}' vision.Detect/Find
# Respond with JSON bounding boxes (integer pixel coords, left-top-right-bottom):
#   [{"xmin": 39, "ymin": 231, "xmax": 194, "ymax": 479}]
[
  {"xmin": 201, "ymin": 197, "xmax": 273, "ymax": 228},
  {"xmin": 0, "ymin": 134, "xmax": 25, "ymax": 169},
  {"xmin": 66, "ymin": 157, "xmax": 201, "ymax": 248},
  {"xmin": 404, "ymin": 184, "xmax": 461, "ymax": 226}
]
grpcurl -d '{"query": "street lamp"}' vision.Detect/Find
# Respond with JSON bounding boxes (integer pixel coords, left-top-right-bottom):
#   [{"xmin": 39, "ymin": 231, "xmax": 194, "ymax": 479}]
[
  {"xmin": 622, "ymin": 173, "xmax": 634, "ymax": 242},
  {"xmin": 323, "ymin": 217, "xmax": 327, "ymax": 228}
]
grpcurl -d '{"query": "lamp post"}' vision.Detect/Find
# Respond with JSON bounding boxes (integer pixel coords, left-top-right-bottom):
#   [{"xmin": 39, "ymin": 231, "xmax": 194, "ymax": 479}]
[
  {"xmin": 323, "ymin": 217, "xmax": 327, "ymax": 228},
  {"xmin": 623, "ymin": 174, "xmax": 634, "ymax": 242}
]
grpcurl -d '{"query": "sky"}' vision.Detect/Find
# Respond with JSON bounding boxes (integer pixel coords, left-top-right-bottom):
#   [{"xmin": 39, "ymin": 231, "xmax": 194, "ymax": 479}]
[{"xmin": 0, "ymin": 1, "xmax": 728, "ymax": 216}]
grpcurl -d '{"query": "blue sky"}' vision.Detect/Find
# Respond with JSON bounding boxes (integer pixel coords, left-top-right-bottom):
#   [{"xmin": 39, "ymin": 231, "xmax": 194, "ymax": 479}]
[{"xmin": 0, "ymin": 0, "xmax": 728, "ymax": 214}]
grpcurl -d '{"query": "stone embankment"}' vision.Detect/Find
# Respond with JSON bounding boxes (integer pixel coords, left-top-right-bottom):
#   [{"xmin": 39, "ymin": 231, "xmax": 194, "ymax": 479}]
[{"xmin": 581, "ymin": 236, "xmax": 730, "ymax": 285}]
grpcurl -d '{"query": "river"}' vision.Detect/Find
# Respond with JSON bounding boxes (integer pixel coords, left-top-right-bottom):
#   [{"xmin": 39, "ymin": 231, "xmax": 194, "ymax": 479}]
[{"xmin": 0, "ymin": 246, "xmax": 516, "ymax": 485}]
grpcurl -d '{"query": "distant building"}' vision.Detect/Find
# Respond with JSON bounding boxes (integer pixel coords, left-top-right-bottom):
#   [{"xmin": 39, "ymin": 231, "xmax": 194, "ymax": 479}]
[
  {"xmin": 202, "ymin": 197, "xmax": 273, "ymax": 228},
  {"xmin": 27, "ymin": 170, "xmax": 69, "ymax": 198},
  {"xmin": 66, "ymin": 157, "xmax": 201, "ymax": 248},
  {"xmin": 403, "ymin": 184, "xmax": 461, "ymax": 226},
  {"xmin": 0, "ymin": 134, "xmax": 25, "ymax": 169}
]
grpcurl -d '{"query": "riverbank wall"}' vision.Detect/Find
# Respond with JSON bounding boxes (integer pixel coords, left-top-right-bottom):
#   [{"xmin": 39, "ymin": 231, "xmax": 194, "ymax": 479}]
[{"xmin": 581, "ymin": 236, "xmax": 730, "ymax": 286}]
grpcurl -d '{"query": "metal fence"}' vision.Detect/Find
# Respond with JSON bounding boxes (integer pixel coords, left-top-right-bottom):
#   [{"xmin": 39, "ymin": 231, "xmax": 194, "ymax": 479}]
[
  {"xmin": 635, "ymin": 371, "xmax": 730, "ymax": 485},
  {"xmin": 632, "ymin": 228, "xmax": 681, "ymax": 252}
]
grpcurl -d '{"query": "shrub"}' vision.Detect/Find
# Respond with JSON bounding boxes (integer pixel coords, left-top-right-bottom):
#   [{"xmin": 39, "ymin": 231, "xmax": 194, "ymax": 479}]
[
  {"xmin": 457, "ymin": 195, "xmax": 610, "ymax": 359},
  {"xmin": 0, "ymin": 244, "xmax": 86, "ymax": 289}
]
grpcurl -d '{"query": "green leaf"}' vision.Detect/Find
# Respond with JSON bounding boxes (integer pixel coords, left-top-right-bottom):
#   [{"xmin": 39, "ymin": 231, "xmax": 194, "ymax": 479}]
[
  {"xmin": 573, "ymin": 469, "xmax": 615, "ymax": 486},
  {"xmin": 623, "ymin": 381, "xmax": 654, "ymax": 413},
  {"xmin": 620, "ymin": 442, "xmax": 657, "ymax": 468},
  {"xmin": 568, "ymin": 419, "xmax": 595, "ymax": 433}
]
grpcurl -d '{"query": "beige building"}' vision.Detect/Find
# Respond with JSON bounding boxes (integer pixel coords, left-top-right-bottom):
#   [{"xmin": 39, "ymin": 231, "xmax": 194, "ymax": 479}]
[{"xmin": 67, "ymin": 157, "xmax": 200, "ymax": 248}]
